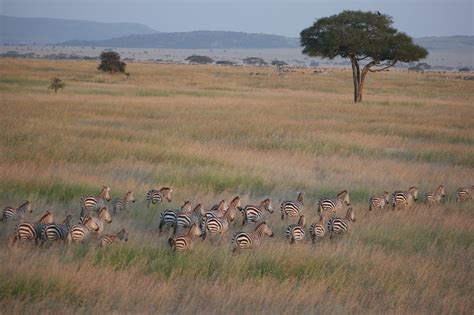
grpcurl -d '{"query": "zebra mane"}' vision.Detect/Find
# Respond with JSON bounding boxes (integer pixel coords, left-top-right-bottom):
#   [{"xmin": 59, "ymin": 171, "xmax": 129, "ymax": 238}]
[
  {"xmin": 337, "ymin": 190, "xmax": 347, "ymax": 198},
  {"xmin": 38, "ymin": 210, "xmax": 52, "ymax": 223},
  {"xmin": 18, "ymin": 201, "xmax": 30, "ymax": 209}
]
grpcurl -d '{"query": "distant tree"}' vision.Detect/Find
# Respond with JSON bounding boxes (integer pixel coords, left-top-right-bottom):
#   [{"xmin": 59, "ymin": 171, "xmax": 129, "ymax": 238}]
[
  {"xmin": 216, "ymin": 60, "xmax": 236, "ymax": 66},
  {"xmin": 408, "ymin": 62, "xmax": 431, "ymax": 72},
  {"xmin": 300, "ymin": 10, "xmax": 428, "ymax": 102},
  {"xmin": 458, "ymin": 67, "xmax": 470, "ymax": 72},
  {"xmin": 185, "ymin": 55, "xmax": 214, "ymax": 64},
  {"xmin": 98, "ymin": 51, "xmax": 126, "ymax": 74},
  {"xmin": 49, "ymin": 77, "xmax": 65, "ymax": 93},
  {"xmin": 271, "ymin": 60, "xmax": 287, "ymax": 67}
]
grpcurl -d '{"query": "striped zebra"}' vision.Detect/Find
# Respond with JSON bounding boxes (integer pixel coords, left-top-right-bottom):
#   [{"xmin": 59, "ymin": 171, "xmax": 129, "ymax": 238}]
[
  {"xmin": 285, "ymin": 214, "xmax": 306, "ymax": 244},
  {"xmin": 456, "ymin": 185, "xmax": 474, "ymax": 202},
  {"xmin": 175, "ymin": 203, "xmax": 204, "ymax": 234},
  {"xmin": 204, "ymin": 199, "xmax": 229, "ymax": 219},
  {"xmin": 309, "ymin": 216, "xmax": 326, "ymax": 244},
  {"xmin": 391, "ymin": 187, "xmax": 418, "ymax": 210},
  {"xmin": 112, "ymin": 191, "xmax": 135, "ymax": 215},
  {"xmin": 67, "ymin": 216, "xmax": 100, "ymax": 244},
  {"xmin": 80, "ymin": 186, "xmax": 111, "ymax": 215},
  {"xmin": 168, "ymin": 223, "xmax": 202, "ymax": 252},
  {"xmin": 146, "ymin": 187, "xmax": 173, "ymax": 208},
  {"xmin": 241, "ymin": 198, "xmax": 273, "ymax": 226},
  {"xmin": 318, "ymin": 190, "xmax": 350, "ymax": 219},
  {"xmin": 40, "ymin": 214, "xmax": 73, "ymax": 244},
  {"xmin": 11, "ymin": 210, "xmax": 54, "ymax": 245},
  {"xmin": 79, "ymin": 207, "xmax": 112, "ymax": 234},
  {"xmin": 1, "ymin": 201, "xmax": 32, "ymax": 223},
  {"xmin": 232, "ymin": 221, "xmax": 274, "ymax": 253},
  {"xmin": 368, "ymin": 191, "xmax": 390, "ymax": 211},
  {"xmin": 281, "ymin": 192, "xmax": 304, "ymax": 220},
  {"xmin": 203, "ymin": 202, "xmax": 237, "ymax": 240},
  {"xmin": 158, "ymin": 201, "xmax": 191, "ymax": 233},
  {"xmin": 327, "ymin": 207, "xmax": 356, "ymax": 239},
  {"xmin": 99, "ymin": 228, "xmax": 129, "ymax": 247},
  {"xmin": 424, "ymin": 185, "xmax": 446, "ymax": 206}
]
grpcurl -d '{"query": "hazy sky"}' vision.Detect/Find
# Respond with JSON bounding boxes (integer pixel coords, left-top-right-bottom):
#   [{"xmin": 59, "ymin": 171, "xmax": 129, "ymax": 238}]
[{"xmin": 1, "ymin": 0, "xmax": 473, "ymax": 37}]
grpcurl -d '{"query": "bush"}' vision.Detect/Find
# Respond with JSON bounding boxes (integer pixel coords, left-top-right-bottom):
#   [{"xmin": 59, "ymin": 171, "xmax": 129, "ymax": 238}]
[
  {"xmin": 185, "ymin": 55, "xmax": 214, "ymax": 64},
  {"xmin": 243, "ymin": 57, "xmax": 267, "ymax": 66},
  {"xmin": 49, "ymin": 77, "xmax": 65, "ymax": 93},
  {"xmin": 98, "ymin": 51, "xmax": 126, "ymax": 74}
]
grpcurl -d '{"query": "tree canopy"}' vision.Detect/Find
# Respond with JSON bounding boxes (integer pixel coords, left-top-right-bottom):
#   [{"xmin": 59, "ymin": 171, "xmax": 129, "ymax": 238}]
[
  {"xmin": 98, "ymin": 51, "xmax": 126, "ymax": 74},
  {"xmin": 300, "ymin": 10, "xmax": 428, "ymax": 102}
]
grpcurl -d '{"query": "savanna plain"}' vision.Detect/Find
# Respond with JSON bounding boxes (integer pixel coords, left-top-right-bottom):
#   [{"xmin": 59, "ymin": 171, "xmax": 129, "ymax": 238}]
[{"xmin": 0, "ymin": 58, "xmax": 473, "ymax": 314}]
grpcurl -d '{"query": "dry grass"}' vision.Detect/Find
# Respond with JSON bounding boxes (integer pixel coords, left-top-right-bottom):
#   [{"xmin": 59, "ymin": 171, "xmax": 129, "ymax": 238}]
[{"xmin": 0, "ymin": 58, "xmax": 473, "ymax": 314}]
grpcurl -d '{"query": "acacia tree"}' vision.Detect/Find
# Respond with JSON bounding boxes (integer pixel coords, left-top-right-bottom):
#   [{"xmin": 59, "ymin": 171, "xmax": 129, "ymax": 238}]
[
  {"xmin": 98, "ymin": 51, "xmax": 126, "ymax": 74},
  {"xmin": 300, "ymin": 10, "xmax": 428, "ymax": 102}
]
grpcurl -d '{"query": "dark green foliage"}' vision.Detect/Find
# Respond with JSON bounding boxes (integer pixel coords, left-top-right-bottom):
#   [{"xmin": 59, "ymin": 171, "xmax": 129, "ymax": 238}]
[
  {"xmin": 185, "ymin": 55, "xmax": 214, "ymax": 64},
  {"xmin": 300, "ymin": 10, "xmax": 428, "ymax": 102},
  {"xmin": 49, "ymin": 77, "xmax": 65, "ymax": 93},
  {"xmin": 97, "ymin": 51, "xmax": 126, "ymax": 74}
]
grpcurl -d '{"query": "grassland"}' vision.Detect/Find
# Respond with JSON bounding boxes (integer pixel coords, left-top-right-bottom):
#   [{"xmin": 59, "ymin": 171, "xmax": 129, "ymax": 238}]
[{"xmin": 0, "ymin": 58, "xmax": 473, "ymax": 314}]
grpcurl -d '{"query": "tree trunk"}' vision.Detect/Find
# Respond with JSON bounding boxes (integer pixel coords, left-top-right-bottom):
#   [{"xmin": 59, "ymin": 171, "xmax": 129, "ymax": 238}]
[{"xmin": 350, "ymin": 55, "xmax": 361, "ymax": 103}]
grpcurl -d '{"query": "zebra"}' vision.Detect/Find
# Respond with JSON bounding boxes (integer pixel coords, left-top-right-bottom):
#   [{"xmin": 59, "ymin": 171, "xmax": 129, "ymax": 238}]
[
  {"xmin": 424, "ymin": 185, "xmax": 446, "ymax": 206},
  {"xmin": 285, "ymin": 214, "xmax": 306, "ymax": 244},
  {"xmin": 79, "ymin": 206, "xmax": 112, "ymax": 234},
  {"xmin": 368, "ymin": 191, "xmax": 390, "ymax": 211},
  {"xmin": 327, "ymin": 207, "xmax": 356, "ymax": 239},
  {"xmin": 1, "ymin": 201, "xmax": 32, "ymax": 223},
  {"xmin": 40, "ymin": 214, "xmax": 73, "ymax": 244},
  {"xmin": 80, "ymin": 186, "xmax": 111, "ymax": 216},
  {"xmin": 112, "ymin": 191, "xmax": 135, "ymax": 215},
  {"xmin": 281, "ymin": 192, "xmax": 304, "ymax": 220},
  {"xmin": 11, "ymin": 210, "xmax": 53, "ymax": 245},
  {"xmin": 168, "ymin": 223, "xmax": 202, "ymax": 252},
  {"xmin": 175, "ymin": 203, "xmax": 205, "ymax": 234},
  {"xmin": 99, "ymin": 228, "xmax": 129, "ymax": 247},
  {"xmin": 146, "ymin": 187, "xmax": 173, "ymax": 208},
  {"xmin": 318, "ymin": 190, "xmax": 350, "ymax": 219},
  {"xmin": 456, "ymin": 185, "xmax": 474, "ymax": 202},
  {"xmin": 203, "ymin": 202, "xmax": 237, "ymax": 240},
  {"xmin": 391, "ymin": 187, "xmax": 418, "ymax": 210},
  {"xmin": 67, "ymin": 216, "xmax": 100, "ymax": 244},
  {"xmin": 158, "ymin": 201, "xmax": 191, "ymax": 233},
  {"xmin": 204, "ymin": 199, "xmax": 229, "ymax": 219},
  {"xmin": 309, "ymin": 215, "xmax": 326, "ymax": 244},
  {"xmin": 232, "ymin": 221, "xmax": 274, "ymax": 253},
  {"xmin": 241, "ymin": 198, "xmax": 273, "ymax": 226}
]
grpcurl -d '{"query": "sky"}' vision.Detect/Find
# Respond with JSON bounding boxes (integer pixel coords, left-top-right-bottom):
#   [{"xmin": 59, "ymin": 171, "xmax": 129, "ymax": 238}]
[{"xmin": 1, "ymin": 0, "xmax": 473, "ymax": 38}]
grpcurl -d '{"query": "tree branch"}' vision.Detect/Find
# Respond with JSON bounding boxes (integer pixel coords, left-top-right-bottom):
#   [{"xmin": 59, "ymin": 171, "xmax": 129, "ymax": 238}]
[{"xmin": 368, "ymin": 60, "xmax": 397, "ymax": 72}]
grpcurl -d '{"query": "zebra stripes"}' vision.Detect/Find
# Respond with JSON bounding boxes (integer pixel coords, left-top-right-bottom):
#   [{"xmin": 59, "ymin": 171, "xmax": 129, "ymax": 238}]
[
  {"xmin": 12, "ymin": 210, "xmax": 54, "ymax": 245},
  {"xmin": 424, "ymin": 185, "xmax": 445, "ymax": 206},
  {"xmin": 281, "ymin": 192, "xmax": 304, "ymax": 220},
  {"xmin": 158, "ymin": 201, "xmax": 190, "ymax": 233},
  {"xmin": 203, "ymin": 202, "xmax": 237, "ymax": 240},
  {"xmin": 369, "ymin": 191, "xmax": 390, "ymax": 211},
  {"xmin": 232, "ymin": 221, "xmax": 274, "ymax": 253},
  {"xmin": 1, "ymin": 201, "xmax": 32, "ymax": 223},
  {"xmin": 318, "ymin": 191, "xmax": 350, "ymax": 219},
  {"xmin": 67, "ymin": 216, "xmax": 100, "ymax": 243},
  {"xmin": 175, "ymin": 204, "xmax": 204, "ymax": 234},
  {"xmin": 391, "ymin": 187, "xmax": 418, "ymax": 210},
  {"xmin": 113, "ymin": 191, "xmax": 135, "ymax": 214},
  {"xmin": 327, "ymin": 207, "xmax": 356, "ymax": 239},
  {"xmin": 456, "ymin": 186, "xmax": 474, "ymax": 202},
  {"xmin": 99, "ymin": 228, "xmax": 129, "ymax": 247},
  {"xmin": 204, "ymin": 199, "xmax": 228, "ymax": 219},
  {"xmin": 41, "ymin": 215, "xmax": 73, "ymax": 243},
  {"xmin": 169, "ymin": 223, "xmax": 202, "ymax": 252},
  {"xmin": 309, "ymin": 216, "xmax": 325, "ymax": 244},
  {"xmin": 242, "ymin": 198, "xmax": 273, "ymax": 226},
  {"xmin": 146, "ymin": 187, "xmax": 173, "ymax": 208},
  {"xmin": 80, "ymin": 186, "xmax": 111, "ymax": 215},
  {"xmin": 285, "ymin": 214, "xmax": 306, "ymax": 244}
]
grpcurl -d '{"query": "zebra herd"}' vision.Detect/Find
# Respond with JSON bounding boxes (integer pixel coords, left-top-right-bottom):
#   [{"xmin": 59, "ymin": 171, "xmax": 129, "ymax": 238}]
[{"xmin": 1, "ymin": 184, "xmax": 472, "ymax": 253}]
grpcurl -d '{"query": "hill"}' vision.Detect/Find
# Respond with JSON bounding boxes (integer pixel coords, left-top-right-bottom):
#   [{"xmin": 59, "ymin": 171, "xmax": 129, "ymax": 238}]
[
  {"xmin": 59, "ymin": 30, "xmax": 300, "ymax": 49},
  {"xmin": 0, "ymin": 15, "xmax": 157, "ymax": 44}
]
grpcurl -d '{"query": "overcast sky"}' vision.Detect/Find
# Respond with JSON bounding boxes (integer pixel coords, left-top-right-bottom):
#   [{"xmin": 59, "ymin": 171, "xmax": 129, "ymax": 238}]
[{"xmin": 1, "ymin": 0, "xmax": 473, "ymax": 37}]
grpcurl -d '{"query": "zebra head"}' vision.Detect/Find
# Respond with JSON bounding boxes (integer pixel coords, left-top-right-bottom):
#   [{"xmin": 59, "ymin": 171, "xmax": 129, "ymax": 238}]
[
  {"xmin": 230, "ymin": 196, "xmax": 241, "ymax": 209},
  {"xmin": 338, "ymin": 190, "xmax": 350, "ymax": 206},
  {"xmin": 101, "ymin": 186, "xmax": 111, "ymax": 201},
  {"xmin": 83, "ymin": 216, "xmax": 100, "ymax": 232},
  {"xmin": 297, "ymin": 192, "xmax": 304, "ymax": 204},
  {"xmin": 181, "ymin": 201, "xmax": 192, "ymax": 213},
  {"xmin": 256, "ymin": 221, "xmax": 274, "ymax": 237},
  {"xmin": 262, "ymin": 198, "xmax": 273, "ymax": 213},
  {"xmin": 437, "ymin": 185, "xmax": 446, "ymax": 197},
  {"xmin": 346, "ymin": 207, "xmax": 356, "ymax": 222},
  {"xmin": 160, "ymin": 187, "xmax": 173, "ymax": 202},
  {"xmin": 298, "ymin": 214, "xmax": 306, "ymax": 228},
  {"xmin": 126, "ymin": 191, "xmax": 136, "ymax": 203},
  {"xmin": 38, "ymin": 210, "xmax": 54, "ymax": 224},
  {"xmin": 118, "ymin": 228, "xmax": 128, "ymax": 241},
  {"xmin": 383, "ymin": 191, "xmax": 390, "ymax": 204},
  {"xmin": 408, "ymin": 187, "xmax": 418, "ymax": 201},
  {"xmin": 98, "ymin": 207, "xmax": 112, "ymax": 223},
  {"xmin": 190, "ymin": 223, "xmax": 202, "ymax": 239},
  {"xmin": 18, "ymin": 201, "xmax": 33, "ymax": 214}
]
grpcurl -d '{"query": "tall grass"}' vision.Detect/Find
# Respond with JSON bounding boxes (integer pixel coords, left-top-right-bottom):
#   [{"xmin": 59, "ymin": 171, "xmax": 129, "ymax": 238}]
[{"xmin": 0, "ymin": 58, "xmax": 473, "ymax": 313}]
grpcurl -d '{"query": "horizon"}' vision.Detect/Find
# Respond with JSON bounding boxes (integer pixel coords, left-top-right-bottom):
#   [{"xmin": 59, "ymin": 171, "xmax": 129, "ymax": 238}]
[{"xmin": 1, "ymin": 0, "xmax": 473, "ymax": 38}]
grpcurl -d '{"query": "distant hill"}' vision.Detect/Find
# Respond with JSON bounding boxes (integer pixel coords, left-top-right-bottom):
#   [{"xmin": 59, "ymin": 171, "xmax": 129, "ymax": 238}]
[
  {"xmin": 414, "ymin": 36, "xmax": 474, "ymax": 52},
  {"xmin": 59, "ymin": 31, "xmax": 301, "ymax": 49},
  {"xmin": 0, "ymin": 15, "xmax": 157, "ymax": 44}
]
